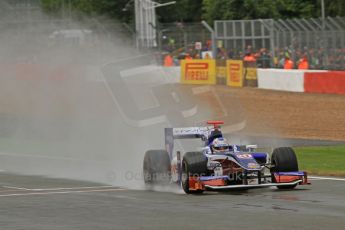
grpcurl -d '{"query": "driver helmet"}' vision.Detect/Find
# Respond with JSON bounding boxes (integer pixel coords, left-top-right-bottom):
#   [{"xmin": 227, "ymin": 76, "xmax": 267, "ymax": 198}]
[{"xmin": 211, "ymin": 137, "xmax": 229, "ymax": 153}]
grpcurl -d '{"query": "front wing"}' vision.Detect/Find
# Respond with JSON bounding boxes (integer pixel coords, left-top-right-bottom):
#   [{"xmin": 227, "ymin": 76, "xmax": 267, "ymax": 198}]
[{"xmin": 188, "ymin": 172, "xmax": 310, "ymax": 191}]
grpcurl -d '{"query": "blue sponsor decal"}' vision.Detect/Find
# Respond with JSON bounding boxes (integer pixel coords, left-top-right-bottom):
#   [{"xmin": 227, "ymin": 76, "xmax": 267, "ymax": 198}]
[
  {"xmin": 232, "ymin": 153, "xmax": 261, "ymax": 170},
  {"xmin": 275, "ymin": 172, "xmax": 306, "ymax": 176},
  {"xmin": 199, "ymin": 175, "xmax": 229, "ymax": 181}
]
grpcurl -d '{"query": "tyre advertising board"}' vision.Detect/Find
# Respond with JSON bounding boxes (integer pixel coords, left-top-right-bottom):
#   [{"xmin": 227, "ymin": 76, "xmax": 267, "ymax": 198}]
[
  {"xmin": 180, "ymin": 60, "xmax": 216, "ymax": 85},
  {"xmin": 227, "ymin": 60, "xmax": 244, "ymax": 87}
]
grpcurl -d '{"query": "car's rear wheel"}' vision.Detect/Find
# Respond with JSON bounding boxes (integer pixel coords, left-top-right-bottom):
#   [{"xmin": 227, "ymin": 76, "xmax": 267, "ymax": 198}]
[
  {"xmin": 143, "ymin": 150, "xmax": 171, "ymax": 186},
  {"xmin": 181, "ymin": 152, "xmax": 207, "ymax": 194},
  {"xmin": 271, "ymin": 147, "xmax": 299, "ymax": 189}
]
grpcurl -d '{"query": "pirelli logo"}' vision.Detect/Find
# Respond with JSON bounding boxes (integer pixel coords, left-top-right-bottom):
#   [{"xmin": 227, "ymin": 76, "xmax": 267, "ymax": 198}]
[
  {"xmin": 181, "ymin": 60, "xmax": 216, "ymax": 85},
  {"xmin": 229, "ymin": 64, "xmax": 241, "ymax": 82},
  {"xmin": 229, "ymin": 63, "xmax": 240, "ymax": 71},
  {"xmin": 185, "ymin": 63, "xmax": 209, "ymax": 80},
  {"xmin": 227, "ymin": 60, "xmax": 244, "ymax": 87}
]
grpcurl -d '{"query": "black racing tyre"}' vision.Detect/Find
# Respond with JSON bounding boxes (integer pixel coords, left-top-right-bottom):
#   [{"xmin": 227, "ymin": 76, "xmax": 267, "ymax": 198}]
[
  {"xmin": 143, "ymin": 150, "xmax": 171, "ymax": 186},
  {"xmin": 271, "ymin": 147, "xmax": 299, "ymax": 189},
  {"xmin": 181, "ymin": 152, "xmax": 207, "ymax": 194}
]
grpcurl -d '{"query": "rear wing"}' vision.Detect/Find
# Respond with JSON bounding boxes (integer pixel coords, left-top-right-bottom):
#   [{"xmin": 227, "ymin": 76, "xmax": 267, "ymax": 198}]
[
  {"xmin": 166, "ymin": 127, "xmax": 210, "ymax": 139},
  {"xmin": 164, "ymin": 121, "xmax": 225, "ymax": 159},
  {"xmin": 164, "ymin": 127, "xmax": 212, "ymax": 159},
  {"xmin": 164, "ymin": 126, "xmax": 214, "ymax": 159}
]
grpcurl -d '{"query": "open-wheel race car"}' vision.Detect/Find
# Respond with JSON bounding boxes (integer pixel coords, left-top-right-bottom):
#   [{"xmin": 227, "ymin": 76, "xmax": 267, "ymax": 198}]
[{"xmin": 143, "ymin": 121, "xmax": 310, "ymax": 194}]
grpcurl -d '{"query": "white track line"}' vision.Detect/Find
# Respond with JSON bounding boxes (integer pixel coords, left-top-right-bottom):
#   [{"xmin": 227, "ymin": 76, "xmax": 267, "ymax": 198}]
[
  {"xmin": 2, "ymin": 186, "xmax": 32, "ymax": 191},
  {"xmin": 2, "ymin": 185, "xmax": 117, "ymax": 192},
  {"xmin": 0, "ymin": 188, "xmax": 126, "ymax": 197},
  {"xmin": 29, "ymin": 185, "xmax": 116, "ymax": 191},
  {"xmin": 309, "ymin": 176, "xmax": 345, "ymax": 181}
]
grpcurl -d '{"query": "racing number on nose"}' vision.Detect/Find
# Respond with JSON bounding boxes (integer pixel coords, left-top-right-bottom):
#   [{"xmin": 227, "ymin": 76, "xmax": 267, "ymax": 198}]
[{"xmin": 237, "ymin": 154, "xmax": 252, "ymax": 159}]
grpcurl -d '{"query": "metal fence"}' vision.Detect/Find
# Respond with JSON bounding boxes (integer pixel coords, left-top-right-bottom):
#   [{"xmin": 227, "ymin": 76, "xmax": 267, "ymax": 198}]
[
  {"xmin": 158, "ymin": 18, "xmax": 345, "ymax": 70},
  {"xmin": 215, "ymin": 19, "xmax": 274, "ymax": 56},
  {"xmin": 272, "ymin": 17, "xmax": 345, "ymax": 70},
  {"xmin": 214, "ymin": 17, "xmax": 345, "ymax": 70},
  {"xmin": 156, "ymin": 22, "xmax": 211, "ymax": 55}
]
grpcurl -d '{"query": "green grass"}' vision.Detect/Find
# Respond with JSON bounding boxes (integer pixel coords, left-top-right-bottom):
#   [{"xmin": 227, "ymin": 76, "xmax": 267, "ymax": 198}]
[{"xmin": 294, "ymin": 145, "xmax": 345, "ymax": 177}]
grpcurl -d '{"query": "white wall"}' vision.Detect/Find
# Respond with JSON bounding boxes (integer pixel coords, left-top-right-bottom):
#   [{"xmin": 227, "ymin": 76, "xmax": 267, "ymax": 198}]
[{"xmin": 257, "ymin": 69, "xmax": 305, "ymax": 92}]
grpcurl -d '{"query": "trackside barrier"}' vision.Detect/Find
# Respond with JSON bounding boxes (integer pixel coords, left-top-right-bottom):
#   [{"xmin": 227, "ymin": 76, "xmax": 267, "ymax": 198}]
[
  {"xmin": 243, "ymin": 61, "xmax": 258, "ymax": 87},
  {"xmin": 178, "ymin": 62, "xmax": 345, "ymax": 96},
  {"xmin": 257, "ymin": 69, "xmax": 345, "ymax": 95},
  {"xmin": 216, "ymin": 59, "xmax": 227, "ymax": 85},
  {"xmin": 179, "ymin": 59, "xmax": 257, "ymax": 86},
  {"xmin": 257, "ymin": 69, "xmax": 305, "ymax": 92},
  {"xmin": 216, "ymin": 66, "xmax": 227, "ymax": 80},
  {"xmin": 304, "ymin": 71, "xmax": 345, "ymax": 95},
  {"xmin": 180, "ymin": 60, "xmax": 216, "ymax": 85},
  {"xmin": 226, "ymin": 60, "xmax": 244, "ymax": 87}
]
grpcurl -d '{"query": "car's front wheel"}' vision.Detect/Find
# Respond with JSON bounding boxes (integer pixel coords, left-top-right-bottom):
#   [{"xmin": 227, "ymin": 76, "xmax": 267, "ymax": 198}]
[
  {"xmin": 181, "ymin": 152, "xmax": 207, "ymax": 194},
  {"xmin": 271, "ymin": 147, "xmax": 299, "ymax": 189}
]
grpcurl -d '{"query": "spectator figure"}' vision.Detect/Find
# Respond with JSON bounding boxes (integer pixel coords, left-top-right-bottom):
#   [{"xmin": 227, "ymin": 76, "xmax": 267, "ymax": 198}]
[
  {"xmin": 204, "ymin": 52, "xmax": 211, "ymax": 59},
  {"xmin": 168, "ymin": 38, "xmax": 175, "ymax": 50},
  {"xmin": 245, "ymin": 45, "xmax": 253, "ymax": 54},
  {"xmin": 298, "ymin": 55, "xmax": 309, "ymax": 70},
  {"xmin": 163, "ymin": 53, "xmax": 174, "ymax": 67},
  {"xmin": 227, "ymin": 49, "xmax": 234, "ymax": 59},
  {"xmin": 284, "ymin": 55, "xmax": 294, "ymax": 69},
  {"xmin": 273, "ymin": 48, "xmax": 280, "ymax": 68},
  {"xmin": 216, "ymin": 48, "xmax": 226, "ymax": 59},
  {"xmin": 318, "ymin": 48, "xmax": 325, "ymax": 69},
  {"xmin": 206, "ymin": 39, "xmax": 212, "ymax": 50},
  {"xmin": 257, "ymin": 48, "xmax": 271, "ymax": 68},
  {"xmin": 173, "ymin": 56, "xmax": 180, "ymax": 66},
  {"xmin": 243, "ymin": 51, "xmax": 256, "ymax": 62},
  {"xmin": 278, "ymin": 52, "xmax": 285, "ymax": 68},
  {"xmin": 185, "ymin": 53, "xmax": 193, "ymax": 60},
  {"xmin": 309, "ymin": 49, "xmax": 318, "ymax": 69}
]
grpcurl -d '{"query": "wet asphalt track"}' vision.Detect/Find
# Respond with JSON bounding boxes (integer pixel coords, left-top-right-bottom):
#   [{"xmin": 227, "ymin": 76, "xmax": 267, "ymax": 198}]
[{"xmin": 0, "ymin": 173, "xmax": 345, "ymax": 230}]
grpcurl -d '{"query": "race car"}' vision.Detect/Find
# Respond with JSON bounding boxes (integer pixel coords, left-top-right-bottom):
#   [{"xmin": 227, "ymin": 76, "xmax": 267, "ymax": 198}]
[{"xmin": 143, "ymin": 121, "xmax": 310, "ymax": 194}]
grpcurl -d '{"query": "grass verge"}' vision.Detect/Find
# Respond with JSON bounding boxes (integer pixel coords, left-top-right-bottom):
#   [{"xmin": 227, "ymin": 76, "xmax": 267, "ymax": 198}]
[{"xmin": 294, "ymin": 145, "xmax": 345, "ymax": 177}]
